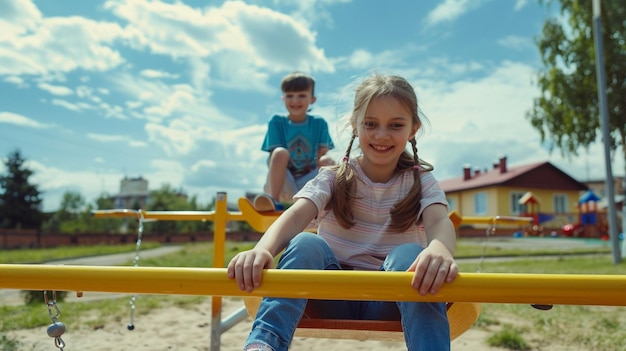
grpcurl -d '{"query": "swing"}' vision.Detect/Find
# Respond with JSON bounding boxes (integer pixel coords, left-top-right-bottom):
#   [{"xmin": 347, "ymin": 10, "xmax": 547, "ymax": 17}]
[{"xmin": 237, "ymin": 197, "xmax": 481, "ymax": 341}]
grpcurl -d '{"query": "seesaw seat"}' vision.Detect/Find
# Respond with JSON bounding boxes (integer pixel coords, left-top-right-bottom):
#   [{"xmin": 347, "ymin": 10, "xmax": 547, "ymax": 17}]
[
  {"xmin": 237, "ymin": 197, "xmax": 480, "ymax": 341},
  {"xmin": 243, "ymin": 296, "xmax": 480, "ymax": 341}
]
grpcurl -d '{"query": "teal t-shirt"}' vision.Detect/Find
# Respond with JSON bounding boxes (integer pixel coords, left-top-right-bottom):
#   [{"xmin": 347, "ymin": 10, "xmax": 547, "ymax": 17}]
[{"xmin": 261, "ymin": 114, "xmax": 334, "ymax": 177}]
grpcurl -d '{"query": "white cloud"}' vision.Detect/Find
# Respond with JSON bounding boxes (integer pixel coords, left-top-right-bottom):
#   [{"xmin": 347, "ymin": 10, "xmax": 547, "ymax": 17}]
[
  {"xmin": 191, "ymin": 160, "xmax": 217, "ymax": 172},
  {"xmin": 50, "ymin": 99, "xmax": 81, "ymax": 111},
  {"xmin": 0, "ymin": 0, "xmax": 42, "ymax": 40},
  {"xmin": 0, "ymin": 111, "xmax": 51, "ymax": 128},
  {"xmin": 515, "ymin": 0, "xmax": 529, "ymax": 11},
  {"xmin": 28, "ymin": 160, "xmax": 122, "ymax": 211},
  {"xmin": 0, "ymin": 16, "xmax": 126, "ymax": 76},
  {"xmin": 149, "ymin": 159, "xmax": 185, "ymax": 188},
  {"xmin": 346, "ymin": 49, "xmax": 374, "ymax": 69},
  {"xmin": 497, "ymin": 35, "xmax": 534, "ymax": 51},
  {"xmin": 38, "ymin": 82, "xmax": 73, "ymax": 96},
  {"xmin": 128, "ymin": 140, "xmax": 147, "ymax": 148},
  {"xmin": 140, "ymin": 69, "xmax": 179, "ymax": 79},
  {"xmin": 270, "ymin": 0, "xmax": 352, "ymax": 27},
  {"xmin": 3, "ymin": 75, "xmax": 26, "ymax": 86},
  {"xmin": 87, "ymin": 133, "xmax": 127, "ymax": 142},
  {"xmin": 145, "ymin": 121, "xmax": 200, "ymax": 155},
  {"xmin": 103, "ymin": 0, "xmax": 333, "ymax": 91},
  {"xmin": 425, "ymin": 0, "xmax": 477, "ymax": 26},
  {"xmin": 143, "ymin": 88, "xmax": 196, "ymax": 118},
  {"xmin": 334, "ymin": 45, "xmax": 429, "ymax": 73},
  {"xmin": 419, "ymin": 61, "xmax": 537, "ymax": 140},
  {"xmin": 87, "ymin": 133, "xmax": 147, "ymax": 148},
  {"xmin": 112, "ymin": 73, "xmax": 231, "ymax": 124}
]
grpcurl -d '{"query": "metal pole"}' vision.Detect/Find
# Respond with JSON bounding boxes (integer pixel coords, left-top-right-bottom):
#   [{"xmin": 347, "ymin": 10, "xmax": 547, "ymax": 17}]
[
  {"xmin": 211, "ymin": 192, "xmax": 228, "ymax": 351},
  {"xmin": 592, "ymin": 0, "xmax": 621, "ymax": 263}
]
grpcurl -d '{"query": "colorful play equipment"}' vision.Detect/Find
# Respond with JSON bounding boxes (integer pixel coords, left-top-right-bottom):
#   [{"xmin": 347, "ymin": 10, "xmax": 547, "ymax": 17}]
[
  {"xmin": 2, "ymin": 193, "xmax": 625, "ymax": 351},
  {"xmin": 562, "ymin": 190, "xmax": 608, "ymax": 238},
  {"xmin": 519, "ymin": 191, "xmax": 541, "ymax": 225}
]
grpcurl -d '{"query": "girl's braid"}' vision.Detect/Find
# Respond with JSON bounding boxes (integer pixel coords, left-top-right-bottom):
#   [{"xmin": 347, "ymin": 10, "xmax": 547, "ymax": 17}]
[
  {"xmin": 331, "ymin": 133, "xmax": 358, "ymax": 229},
  {"xmin": 344, "ymin": 134, "xmax": 356, "ymax": 162}
]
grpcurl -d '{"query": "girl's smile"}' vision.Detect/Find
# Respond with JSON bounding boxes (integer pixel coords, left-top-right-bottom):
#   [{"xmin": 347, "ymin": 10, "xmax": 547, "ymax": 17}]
[{"xmin": 357, "ymin": 95, "xmax": 417, "ymax": 182}]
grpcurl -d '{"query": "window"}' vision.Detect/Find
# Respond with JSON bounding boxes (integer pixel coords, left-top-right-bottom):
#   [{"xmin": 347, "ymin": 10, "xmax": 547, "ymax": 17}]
[
  {"xmin": 510, "ymin": 192, "xmax": 524, "ymax": 215},
  {"xmin": 474, "ymin": 192, "xmax": 487, "ymax": 215},
  {"xmin": 553, "ymin": 194, "xmax": 568, "ymax": 213}
]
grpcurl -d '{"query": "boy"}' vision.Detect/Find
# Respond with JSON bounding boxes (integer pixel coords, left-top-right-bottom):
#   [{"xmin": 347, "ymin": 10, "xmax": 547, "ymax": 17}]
[{"xmin": 254, "ymin": 72, "xmax": 335, "ymax": 212}]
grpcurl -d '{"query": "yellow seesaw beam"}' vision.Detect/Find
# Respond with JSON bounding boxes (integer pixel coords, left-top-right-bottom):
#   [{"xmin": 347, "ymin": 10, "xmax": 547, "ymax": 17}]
[{"xmin": 1, "ymin": 265, "xmax": 624, "ymax": 307}]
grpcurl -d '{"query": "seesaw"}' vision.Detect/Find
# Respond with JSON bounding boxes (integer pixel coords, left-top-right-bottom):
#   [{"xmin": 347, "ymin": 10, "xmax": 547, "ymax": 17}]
[
  {"xmin": 85, "ymin": 193, "xmax": 549, "ymax": 348},
  {"xmin": 2, "ymin": 265, "xmax": 625, "ymax": 337},
  {"xmin": 236, "ymin": 197, "xmax": 531, "ymax": 340},
  {"xmin": 87, "ymin": 195, "xmax": 537, "ymax": 343}
]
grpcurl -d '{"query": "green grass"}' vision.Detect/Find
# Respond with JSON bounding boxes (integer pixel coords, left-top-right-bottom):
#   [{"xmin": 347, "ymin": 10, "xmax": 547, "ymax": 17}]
[
  {"xmin": 0, "ymin": 243, "xmax": 161, "ymax": 264},
  {"xmin": 487, "ymin": 324, "xmax": 530, "ymax": 350},
  {"xmin": 458, "ymin": 254, "xmax": 625, "ymax": 274},
  {"xmin": 455, "ymin": 237, "xmax": 613, "ymax": 258},
  {"xmin": 0, "ymin": 237, "xmax": 613, "ymax": 265}
]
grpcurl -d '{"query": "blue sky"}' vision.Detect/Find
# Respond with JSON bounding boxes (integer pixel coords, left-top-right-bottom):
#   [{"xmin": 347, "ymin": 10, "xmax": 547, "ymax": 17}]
[{"xmin": 1, "ymin": 0, "xmax": 623, "ymax": 212}]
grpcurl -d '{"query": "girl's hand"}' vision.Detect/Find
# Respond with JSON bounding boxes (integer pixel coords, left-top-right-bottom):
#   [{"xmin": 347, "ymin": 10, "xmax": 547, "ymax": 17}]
[
  {"xmin": 227, "ymin": 248, "xmax": 275, "ymax": 293},
  {"xmin": 407, "ymin": 240, "xmax": 458, "ymax": 295}
]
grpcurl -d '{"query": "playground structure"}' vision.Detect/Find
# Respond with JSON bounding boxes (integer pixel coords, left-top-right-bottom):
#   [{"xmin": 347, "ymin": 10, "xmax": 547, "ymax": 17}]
[
  {"xmin": 1, "ymin": 192, "xmax": 626, "ymax": 351},
  {"xmin": 517, "ymin": 189, "xmax": 623, "ymax": 238}
]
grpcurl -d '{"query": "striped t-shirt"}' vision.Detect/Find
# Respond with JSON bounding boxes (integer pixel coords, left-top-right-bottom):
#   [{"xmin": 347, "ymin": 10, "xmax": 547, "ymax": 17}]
[{"xmin": 294, "ymin": 158, "xmax": 448, "ymax": 271}]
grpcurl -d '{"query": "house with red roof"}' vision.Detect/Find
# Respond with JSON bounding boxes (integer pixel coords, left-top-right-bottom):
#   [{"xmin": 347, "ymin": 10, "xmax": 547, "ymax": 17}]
[{"xmin": 439, "ymin": 156, "xmax": 588, "ymax": 235}]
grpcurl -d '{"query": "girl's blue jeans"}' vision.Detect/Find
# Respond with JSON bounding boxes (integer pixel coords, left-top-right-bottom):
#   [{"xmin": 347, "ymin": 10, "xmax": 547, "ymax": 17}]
[{"xmin": 244, "ymin": 232, "xmax": 450, "ymax": 351}]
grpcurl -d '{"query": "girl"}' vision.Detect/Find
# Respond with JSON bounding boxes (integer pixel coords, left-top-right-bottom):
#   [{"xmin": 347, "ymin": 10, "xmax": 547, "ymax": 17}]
[{"xmin": 228, "ymin": 73, "xmax": 458, "ymax": 351}]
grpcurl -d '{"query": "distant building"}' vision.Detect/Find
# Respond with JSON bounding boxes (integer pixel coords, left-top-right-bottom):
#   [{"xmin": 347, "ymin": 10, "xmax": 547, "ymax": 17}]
[
  {"xmin": 438, "ymin": 156, "xmax": 588, "ymax": 232},
  {"xmin": 112, "ymin": 176, "xmax": 150, "ymax": 209}
]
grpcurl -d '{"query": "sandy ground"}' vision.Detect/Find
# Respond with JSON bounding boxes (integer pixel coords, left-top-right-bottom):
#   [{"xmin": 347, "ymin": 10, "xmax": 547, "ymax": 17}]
[{"xmin": 7, "ymin": 297, "xmax": 516, "ymax": 351}]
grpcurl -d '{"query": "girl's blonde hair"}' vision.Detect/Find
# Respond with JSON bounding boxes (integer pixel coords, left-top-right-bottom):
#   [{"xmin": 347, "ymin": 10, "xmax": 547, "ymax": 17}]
[{"xmin": 331, "ymin": 74, "xmax": 433, "ymax": 232}]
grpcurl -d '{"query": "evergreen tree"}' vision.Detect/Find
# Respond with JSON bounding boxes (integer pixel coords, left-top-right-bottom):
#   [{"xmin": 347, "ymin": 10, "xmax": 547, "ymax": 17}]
[{"xmin": 0, "ymin": 150, "xmax": 44, "ymax": 229}]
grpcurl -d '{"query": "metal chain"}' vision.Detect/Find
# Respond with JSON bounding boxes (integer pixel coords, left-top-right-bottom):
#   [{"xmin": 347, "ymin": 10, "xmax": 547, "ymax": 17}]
[
  {"xmin": 128, "ymin": 210, "xmax": 144, "ymax": 331},
  {"xmin": 477, "ymin": 223, "xmax": 496, "ymax": 273},
  {"xmin": 44, "ymin": 290, "xmax": 66, "ymax": 350}
]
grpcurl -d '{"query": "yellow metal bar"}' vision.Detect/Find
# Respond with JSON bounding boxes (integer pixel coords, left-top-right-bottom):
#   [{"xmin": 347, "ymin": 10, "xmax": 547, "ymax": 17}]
[
  {"xmin": 460, "ymin": 216, "xmax": 533, "ymax": 226},
  {"xmin": 91, "ymin": 201, "xmax": 532, "ymax": 228},
  {"xmin": 212, "ymin": 193, "xmax": 228, "ymax": 320},
  {"xmin": 91, "ymin": 209, "xmax": 220, "ymax": 222},
  {"xmin": 91, "ymin": 209, "xmax": 249, "ymax": 222},
  {"xmin": 1, "ymin": 265, "xmax": 624, "ymax": 307}
]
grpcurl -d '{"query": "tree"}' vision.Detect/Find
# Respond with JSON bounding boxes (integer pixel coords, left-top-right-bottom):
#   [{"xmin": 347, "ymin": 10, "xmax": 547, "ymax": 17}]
[
  {"xmin": 92, "ymin": 193, "xmax": 124, "ymax": 233},
  {"xmin": 527, "ymin": 0, "xmax": 625, "ymax": 232},
  {"xmin": 0, "ymin": 150, "xmax": 44, "ymax": 229},
  {"xmin": 43, "ymin": 191, "xmax": 87, "ymax": 233},
  {"xmin": 146, "ymin": 184, "xmax": 196, "ymax": 234}
]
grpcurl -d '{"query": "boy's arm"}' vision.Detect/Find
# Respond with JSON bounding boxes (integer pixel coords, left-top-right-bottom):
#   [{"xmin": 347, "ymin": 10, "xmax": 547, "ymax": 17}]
[{"xmin": 317, "ymin": 147, "xmax": 329, "ymax": 161}]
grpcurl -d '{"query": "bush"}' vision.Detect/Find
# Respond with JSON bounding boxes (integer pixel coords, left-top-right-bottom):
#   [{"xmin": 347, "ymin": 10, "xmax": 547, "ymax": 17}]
[{"xmin": 487, "ymin": 325, "xmax": 530, "ymax": 350}]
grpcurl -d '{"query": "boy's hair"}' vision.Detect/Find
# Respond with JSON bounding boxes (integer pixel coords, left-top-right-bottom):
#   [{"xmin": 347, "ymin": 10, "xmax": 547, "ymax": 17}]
[
  {"xmin": 331, "ymin": 73, "xmax": 433, "ymax": 232},
  {"xmin": 281, "ymin": 72, "xmax": 316, "ymax": 96}
]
